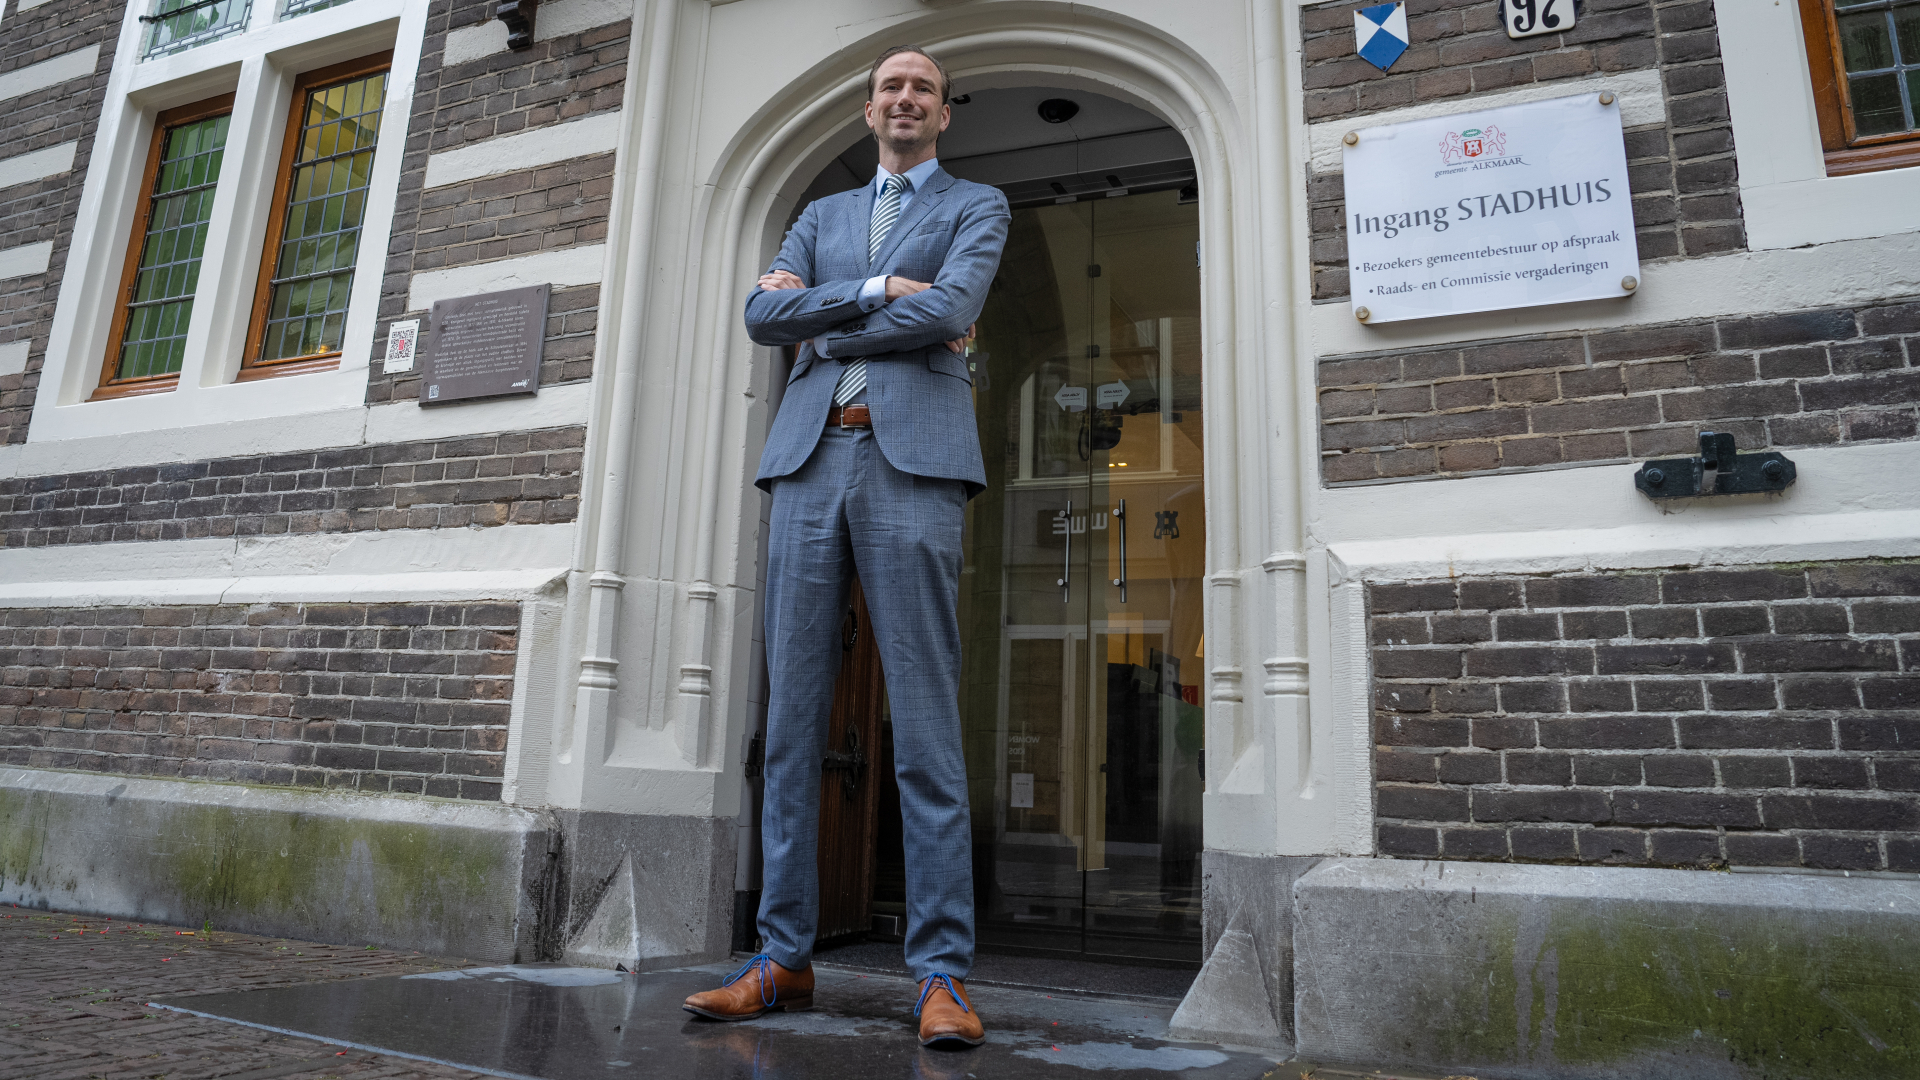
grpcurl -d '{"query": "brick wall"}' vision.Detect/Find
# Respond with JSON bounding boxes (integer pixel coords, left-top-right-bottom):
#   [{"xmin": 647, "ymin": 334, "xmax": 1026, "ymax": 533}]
[
  {"xmin": 368, "ymin": 0, "xmax": 628, "ymax": 405},
  {"xmin": 0, "ymin": 601, "xmax": 521, "ymax": 799},
  {"xmin": 1369, "ymin": 561, "xmax": 1920, "ymax": 871},
  {"xmin": 1318, "ymin": 297, "xmax": 1920, "ymax": 483},
  {"xmin": 0, "ymin": 426, "xmax": 583, "ymax": 548},
  {"xmin": 0, "ymin": 0, "xmax": 119, "ymax": 445},
  {"xmin": 1302, "ymin": 0, "xmax": 1741, "ymax": 301}
]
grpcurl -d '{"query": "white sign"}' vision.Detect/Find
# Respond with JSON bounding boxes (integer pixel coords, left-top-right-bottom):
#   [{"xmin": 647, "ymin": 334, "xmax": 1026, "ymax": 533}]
[
  {"xmin": 382, "ymin": 319, "xmax": 419, "ymax": 373},
  {"xmin": 1054, "ymin": 385, "xmax": 1088, "ymax": 412},
  {"xmin": 1342, "ymin": 93, "xmax": 1639, "ymax": 324},
  {"xmin": 1502, "ymin": 0, "xmax": 1576, "ymax": 40},
  {"xmin": 1096, "ymin": 381, "xmax": 1130, "ymax": 409},
  {"xmin": 1010, "ymin": 772, "xmax": 1034, "ymax": 809}
]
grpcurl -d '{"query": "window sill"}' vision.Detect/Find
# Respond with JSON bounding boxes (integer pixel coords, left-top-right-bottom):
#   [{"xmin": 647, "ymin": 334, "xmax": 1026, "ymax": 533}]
[
  {"xmin": 1825, "ymin": 140, "xmax": 1920, "ymax": 177},
  {"xmin": 90, "ymin": 376, "xmax": 180, "ymax": 401},
  {"xmin": 234, "ymin": 353, "xmax": 342, "ymax": 382}
]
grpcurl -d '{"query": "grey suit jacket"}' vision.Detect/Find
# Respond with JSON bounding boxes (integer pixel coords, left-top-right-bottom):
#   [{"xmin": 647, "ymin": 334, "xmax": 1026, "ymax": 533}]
[{"xmin": 748, "ymin": 167, "xmax": 1010, "ymax": 498}]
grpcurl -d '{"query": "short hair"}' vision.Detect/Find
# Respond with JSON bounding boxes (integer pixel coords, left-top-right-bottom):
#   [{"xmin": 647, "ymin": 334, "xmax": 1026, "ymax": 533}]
[{"xmin": 867, "ymin": 45, "xmax": 953, "ymax": 104}]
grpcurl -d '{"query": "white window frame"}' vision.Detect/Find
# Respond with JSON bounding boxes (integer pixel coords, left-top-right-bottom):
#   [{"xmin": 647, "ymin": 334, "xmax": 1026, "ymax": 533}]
[
  {"xmin": 1721, "ymin": 3, "xmax": 1920, "ymax": 250},
  {"xmin": 29, "ymin": 0, "xmax": 430, "ymax": 442}
]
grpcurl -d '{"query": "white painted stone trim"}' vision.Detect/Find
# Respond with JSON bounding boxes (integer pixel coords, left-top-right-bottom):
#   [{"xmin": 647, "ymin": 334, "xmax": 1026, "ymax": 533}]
[
  {"xmin": 0, "ymin": 380, "xmax": 592, "ymax": 477},
  {"xmin": 0, "ymin": 143, "xmax": 77, "ymax": 191},
  {"xmin": 424, "ymin": 112, "xmax": 623, "ymax": 189},
  {"xmin": 0, "ymin": 568, "xmax": 567, "ymax": 608},
  {"xmin": 1721, "ymin": 5, "xmax": 1920, "ymax": 251},
  {"xmin": 408, "ymin": 244, "xmax": 608, "ymax": 310},
  {"xmin": 1311, "ymin": 229, "xmax": 1920, "ymax": 355},
  {"xmin": 0, "ymin": 766, "xmax": 540, "ymax": 829},
  {"xmin": 0, "ymin": 522, "xmax": 576, "ymax": 588},
  {"xmin": 1312, "ymin": 440, "xmax": 1920, "ymax": 553},
  {"xmin": 0, "ymin": 340, "xmax": 27, "ymax": 378},
  {"xmin": 0, "ymin": 240, "xmax": 53, "ymax": 279},
  {"xmin": 442, "ymin": 0, "xmax": 633, "ymax": 66},
  {"xmin": 0, "ymin": 46, "xmax": 99, "ymax": 104},
  {"xmin": 1307, "ymin": 68, "xmax": 1664, "ymax": 173},
  {"xmin": 1329, "ymin": 506, "xmax": 1920, "ymax": 585},
  {"xmin": 363, "ymin": 378, "xmax": 595, "ymax": 443}
]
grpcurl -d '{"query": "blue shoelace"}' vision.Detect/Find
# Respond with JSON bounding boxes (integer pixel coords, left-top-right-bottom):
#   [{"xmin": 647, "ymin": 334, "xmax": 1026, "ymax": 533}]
[
  {"xmin": 723, "ymin": 953, "xmax": 780, "ymax": 1007},
  {"xmin": 914, "ymin": 972, "xmax": 969, "ymax": 1016}
]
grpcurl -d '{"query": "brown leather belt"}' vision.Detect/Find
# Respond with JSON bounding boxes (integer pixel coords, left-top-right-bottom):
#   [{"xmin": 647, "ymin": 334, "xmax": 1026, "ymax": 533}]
[{"xmin": 827, "ymin": 404, "xmax": 871, "ymax": 429}]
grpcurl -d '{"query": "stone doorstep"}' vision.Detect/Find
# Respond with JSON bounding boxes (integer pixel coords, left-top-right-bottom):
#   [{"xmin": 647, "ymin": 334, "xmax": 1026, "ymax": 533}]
[{"xmin": 149, "ymin": 960, "xmax": 1286, "ymax": 1079}]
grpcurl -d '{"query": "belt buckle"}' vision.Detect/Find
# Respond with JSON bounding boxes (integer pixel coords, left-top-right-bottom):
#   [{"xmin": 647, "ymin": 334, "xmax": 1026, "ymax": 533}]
[{"xmin": 840, "ymin": 403, "xmax": 866, "ymax": 429}]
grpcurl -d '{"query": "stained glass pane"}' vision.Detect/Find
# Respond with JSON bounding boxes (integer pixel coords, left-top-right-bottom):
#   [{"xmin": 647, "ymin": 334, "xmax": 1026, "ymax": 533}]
[
  {"xmin": 143, "ymin": 0, "xmax": 251, "ymax": 59},
  {"xmin": 1850, "ymin": 71, "xmax": 1907, "ymax": 134},
  {"xmin": 257, "ymin": 71, "xmax": 386, "ymax": 364},
  {"xmin": 282, "ymin": 0, "xmax": 352, "ymax": 17},
  {"xmin": 115, "ymin": 113, "xmax": 230, "ymax": 381},
  {"xmin": 1896, "ymin": 6, "xmax": 1920, "ymax": 63},
  {"xmin": 1840, "ymin": 11, "xmax": 1896, "ymax": 70}
]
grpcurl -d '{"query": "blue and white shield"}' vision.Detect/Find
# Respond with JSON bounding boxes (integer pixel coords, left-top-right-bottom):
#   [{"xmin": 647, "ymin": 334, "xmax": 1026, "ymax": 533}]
[{"xmin": 1354, "ymin": 2, "xmax": 1410, "ymax": 72}]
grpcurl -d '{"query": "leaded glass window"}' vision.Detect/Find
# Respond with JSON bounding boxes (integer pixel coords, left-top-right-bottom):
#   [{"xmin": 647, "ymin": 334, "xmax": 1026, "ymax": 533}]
[
  {"xmin": 112, "ymin": 110, "xmax": 230, "ymax": 384},
  {"xmin": 1832, "ymin": 0, "xmax": 1920, "ymax": 136},
  {"xmin": 282, "ymin": 0, "xmax": 353, "ymax": 18},
  {"xmin": 252, "ymin": 69, "xmax": 387, "ymax": 366},
  {"xmin": 142, "ymin": 0, "xmax": 252, "ymax": 60}
]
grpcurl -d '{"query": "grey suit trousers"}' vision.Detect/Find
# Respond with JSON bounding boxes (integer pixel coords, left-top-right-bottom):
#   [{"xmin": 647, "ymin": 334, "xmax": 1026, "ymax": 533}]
[{"xmin": 757, "ymin": 425, "xmax": 974, "ymax": 981}]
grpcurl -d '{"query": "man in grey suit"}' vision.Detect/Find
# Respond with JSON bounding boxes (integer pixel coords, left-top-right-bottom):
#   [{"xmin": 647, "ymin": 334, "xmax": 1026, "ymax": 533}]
[{"xmin": 682, "ymin": 46, "xmax": 1008, "ymax": 1047}]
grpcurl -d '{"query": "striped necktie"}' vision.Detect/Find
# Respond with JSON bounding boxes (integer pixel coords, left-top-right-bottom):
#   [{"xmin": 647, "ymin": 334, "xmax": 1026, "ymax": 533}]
[{"xmin": 833, "ymin": 173, "xmax": 907, "ymax": 407}]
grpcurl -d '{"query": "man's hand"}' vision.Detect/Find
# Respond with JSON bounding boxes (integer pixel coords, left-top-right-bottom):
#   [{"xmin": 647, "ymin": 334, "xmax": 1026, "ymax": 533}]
[
  {"xmin": 758, "ymin": 270, "xmax": 804, "ymax": 291},
  {"xmin": 884, "ymin": 276, "xmax": 933, "ymax": 302},
  {"xmin": 943, "ymin": 323, "xmax": 976, "ymax": 355}
]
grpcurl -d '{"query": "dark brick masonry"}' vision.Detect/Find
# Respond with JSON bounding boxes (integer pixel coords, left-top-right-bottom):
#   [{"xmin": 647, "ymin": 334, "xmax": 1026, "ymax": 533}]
[
  {"xmin": 1318, "ymin": 297, "xmax": 1920, "ymax": 484},
  {"xmin": 1369, "ymin": 561, "xmax": 1920, "ymax": 871},
  {"xmin": 1303, "ymin": 0, "xmax": 1741, "ymax": 301},
  {"xmin": 0, "ymin": 0, "xmax": 120, "ymax": 445},
  {"xmin": 0, "ymin": 426, "xmax": 583, "ymax": 548},
  {"xmin": 369, "ymin": 0, "xmax": 629, "ymax": 405},
  {"xmin": 0, "ymin": 602, "xmax": 520, "ymax": 800}
]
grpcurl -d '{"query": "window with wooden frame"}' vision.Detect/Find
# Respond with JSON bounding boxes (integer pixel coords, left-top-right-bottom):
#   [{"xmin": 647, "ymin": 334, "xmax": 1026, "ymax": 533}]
[
  {"xmin": 95, "ymin": 94, "xmax": 235, "ymax": 401},
  {"xmin": 239, "ymin": 52, "xmax": 391, "ymax": 381},
  {"xmin": 1801, "ymin": 0, "xmax": 1920, "ymax": 175}
]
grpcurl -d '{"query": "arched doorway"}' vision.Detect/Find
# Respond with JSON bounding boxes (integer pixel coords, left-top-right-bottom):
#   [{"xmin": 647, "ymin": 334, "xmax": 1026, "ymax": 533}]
[{"xmin": 787, "ymin": 85, "xmax": 1207, "ymax": 965}]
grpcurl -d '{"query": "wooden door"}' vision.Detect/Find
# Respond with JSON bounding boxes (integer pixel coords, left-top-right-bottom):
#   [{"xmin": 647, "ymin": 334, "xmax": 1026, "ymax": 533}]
[{"xmin": 815, "ymin": 580, "xmax": 885, "ymax": 942}]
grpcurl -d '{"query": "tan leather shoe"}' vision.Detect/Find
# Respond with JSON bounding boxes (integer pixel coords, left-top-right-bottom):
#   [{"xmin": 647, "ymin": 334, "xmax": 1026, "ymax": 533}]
[
  {"xmin": 914, "ymin": 974, "xmax": 985, "ymax": 1046},
  {"xmin": 683, "ymin": 955, "xmax": 814, "ymax": 1020}
]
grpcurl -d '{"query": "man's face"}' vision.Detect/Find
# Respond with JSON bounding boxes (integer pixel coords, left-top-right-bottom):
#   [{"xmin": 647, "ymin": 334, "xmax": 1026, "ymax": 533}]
[{"xmin": 865, "ymin": 53, "xmax": 950, "ymax": 155}]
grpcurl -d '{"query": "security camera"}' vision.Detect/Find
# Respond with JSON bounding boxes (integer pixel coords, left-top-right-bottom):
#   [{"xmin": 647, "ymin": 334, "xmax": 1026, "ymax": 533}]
[{"xmin": 1037, "ymin": 98, "xmax": 1080, "ymax": 124}]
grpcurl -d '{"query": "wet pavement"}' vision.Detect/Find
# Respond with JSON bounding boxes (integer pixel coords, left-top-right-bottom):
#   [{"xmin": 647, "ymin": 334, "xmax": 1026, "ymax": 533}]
[{"xmin": 151, "ymin": 962, "xmax": 1286, "ymax": 1080}]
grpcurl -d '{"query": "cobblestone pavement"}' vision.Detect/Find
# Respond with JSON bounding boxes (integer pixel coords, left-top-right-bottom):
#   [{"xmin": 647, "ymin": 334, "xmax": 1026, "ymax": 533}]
[{"xmin": 0, "ymin": 906, "xmax": 488, "ymax": 1080}]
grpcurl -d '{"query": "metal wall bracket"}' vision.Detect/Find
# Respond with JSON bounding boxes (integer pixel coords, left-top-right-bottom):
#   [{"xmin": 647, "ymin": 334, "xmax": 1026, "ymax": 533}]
[
  {"xmin": 1634, "ymin": 431, "xmax": 1796, "ymax": 500},
  {"xmin": 743, "ymin": 732, "xmax": 764, "ymax": 779},
  {"xmin": 820, "ymin": 728, "xmax": 867, "ymax": 796},
  {"xmin": 495, "ymin": 0, "xmax": 539, "ymax": 50}
]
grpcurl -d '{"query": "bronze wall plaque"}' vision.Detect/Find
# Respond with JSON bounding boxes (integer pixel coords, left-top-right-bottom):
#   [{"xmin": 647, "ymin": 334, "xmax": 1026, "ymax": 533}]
[{"xmin": 419, "ymin": 284, "xmax": 549, "ymax": 404}]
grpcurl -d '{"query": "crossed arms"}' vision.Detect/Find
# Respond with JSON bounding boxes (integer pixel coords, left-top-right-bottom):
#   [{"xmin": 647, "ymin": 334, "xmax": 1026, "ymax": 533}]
[{"xmin": 742, "ymin": 191, "xmax": 1010, "ymax": 356}]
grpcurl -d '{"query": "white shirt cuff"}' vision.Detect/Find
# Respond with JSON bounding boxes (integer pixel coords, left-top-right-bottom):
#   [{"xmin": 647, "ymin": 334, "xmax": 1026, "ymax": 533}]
[
  {"xmin": 811, "ymin": 334, "xmax": 832, "ymax": 358},
  {"xmin": 858, "ymin": 274, "xmax": 889, "ymax": 311}
]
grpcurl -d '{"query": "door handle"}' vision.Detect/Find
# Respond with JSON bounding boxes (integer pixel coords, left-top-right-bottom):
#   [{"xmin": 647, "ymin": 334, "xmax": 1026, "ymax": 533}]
[
  {"xmin": 1057, "ymin": 500, "xmax": 1072, "ymax": 603},
  {"xmin": 1110, "ymin": 498, "xmax": 1127, "ymax": 604}
]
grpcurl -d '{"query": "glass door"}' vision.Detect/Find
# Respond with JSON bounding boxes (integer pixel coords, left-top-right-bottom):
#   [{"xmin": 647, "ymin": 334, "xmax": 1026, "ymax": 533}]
[{"xmin": 957, "ymin": 188, "xmax": 1205, "ymax": 963}]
